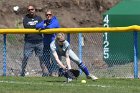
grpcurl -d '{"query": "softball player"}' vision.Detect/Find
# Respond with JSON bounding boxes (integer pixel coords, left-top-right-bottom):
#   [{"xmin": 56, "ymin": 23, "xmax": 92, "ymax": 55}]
[{"xmin": 50, "ymin": 33, "xmax": 98, "ymax": 82}]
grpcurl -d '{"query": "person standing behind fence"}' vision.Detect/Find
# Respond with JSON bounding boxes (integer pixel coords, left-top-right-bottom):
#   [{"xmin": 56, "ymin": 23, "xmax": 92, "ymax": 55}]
[
  {"xmin": 50, "ymin": 33, "xmax": 98, "ymax": 82},
  {"xmin": 36, "ymin": 10, "xmax": 60, "ymax": 76},
  {"xmin": 20, "ymin": 5, "xmax": 45, "ymax": 77}
]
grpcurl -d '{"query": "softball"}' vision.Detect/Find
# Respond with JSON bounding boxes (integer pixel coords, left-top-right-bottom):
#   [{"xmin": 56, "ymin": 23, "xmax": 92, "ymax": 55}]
[
  {"xmin": 13, "ymin": 6, "xmax": 19, "ymax": 12},
  {"xmin": 81, "ymin": 80, "xmax": 86, "ymax": 83}
]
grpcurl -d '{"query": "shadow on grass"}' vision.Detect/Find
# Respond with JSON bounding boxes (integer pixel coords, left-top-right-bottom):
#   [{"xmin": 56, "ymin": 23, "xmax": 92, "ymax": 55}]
[{"xmin": 46, "ymin": 80, "xmax": 66, "ymax": 83}]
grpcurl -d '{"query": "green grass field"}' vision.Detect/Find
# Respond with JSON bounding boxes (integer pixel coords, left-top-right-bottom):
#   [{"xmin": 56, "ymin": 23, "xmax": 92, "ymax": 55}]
[{"xmin": 0, "ymin": 76, "xmax": 140, "ymax": 93}]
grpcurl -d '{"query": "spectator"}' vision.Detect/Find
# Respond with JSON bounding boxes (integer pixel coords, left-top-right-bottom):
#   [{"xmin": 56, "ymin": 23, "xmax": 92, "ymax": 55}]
[
  {"xmin": 20, "ymin": 5, "xmax": 45, "ymax": 76},
  {"xmin": 50, "ymin": 33, "xmax": 98, "ymax": 82},
  {"xmin": 36, "ymin": 9, "xmax": 60, "ymax": 76}
]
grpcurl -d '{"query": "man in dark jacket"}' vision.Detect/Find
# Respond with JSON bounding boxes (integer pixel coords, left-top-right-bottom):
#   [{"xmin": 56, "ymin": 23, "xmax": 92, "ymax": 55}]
[
  {"xmin": 36, "ymin": 10, "xmax": 60, "ymax": 76},
  {"xmin": 20, "ymin": 5, "xmax": 45, "ymax": 76}
]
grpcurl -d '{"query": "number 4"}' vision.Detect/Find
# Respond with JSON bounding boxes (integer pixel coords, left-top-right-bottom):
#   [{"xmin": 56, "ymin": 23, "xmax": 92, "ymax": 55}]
[{"xmin": 103, "ymin": 15, "xmax": 109, "ymax": 24}]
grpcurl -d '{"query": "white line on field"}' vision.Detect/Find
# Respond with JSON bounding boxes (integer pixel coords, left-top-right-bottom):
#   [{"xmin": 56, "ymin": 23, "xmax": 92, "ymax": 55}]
[{"xmin": 0, "ymin": 80, "xmax": 111, "ymax": 88}]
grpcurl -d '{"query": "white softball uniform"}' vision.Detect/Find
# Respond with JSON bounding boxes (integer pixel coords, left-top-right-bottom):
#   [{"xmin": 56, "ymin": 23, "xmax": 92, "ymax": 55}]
[{"xmin": 50, "ymin": 40, "xmax": 80, "ymax": 65}]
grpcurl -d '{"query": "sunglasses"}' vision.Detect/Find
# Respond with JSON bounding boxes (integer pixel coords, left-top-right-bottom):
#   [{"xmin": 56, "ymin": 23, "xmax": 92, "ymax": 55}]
[
  {"xmin": 28, "ymin": 9, "xmax": 35, "ymax": 11},
  {"xmin": 58, "ymin": 40, "xmax": 65, "ymax": 43},
  {"xmin": 46, "ymin": 14, "xmax": 52, "ymax": 16}
]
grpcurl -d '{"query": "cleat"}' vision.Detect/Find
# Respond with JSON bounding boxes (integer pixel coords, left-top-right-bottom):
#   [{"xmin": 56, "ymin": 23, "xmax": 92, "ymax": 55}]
[{"xmin": 87, "ymin": 74, "xmax": 98, "ymax": 81}]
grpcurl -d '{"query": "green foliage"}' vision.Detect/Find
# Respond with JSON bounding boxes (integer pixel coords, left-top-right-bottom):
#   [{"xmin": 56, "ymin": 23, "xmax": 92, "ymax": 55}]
[{"xmin": 0, "ymin": 76, "xmax": 140, "ymax": 93}]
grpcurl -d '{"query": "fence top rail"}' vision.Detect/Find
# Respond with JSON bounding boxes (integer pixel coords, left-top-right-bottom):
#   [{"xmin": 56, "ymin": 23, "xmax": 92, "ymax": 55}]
[{"xmin": 0, "ymin": 25, "xmax": 140, "ymax": 34}]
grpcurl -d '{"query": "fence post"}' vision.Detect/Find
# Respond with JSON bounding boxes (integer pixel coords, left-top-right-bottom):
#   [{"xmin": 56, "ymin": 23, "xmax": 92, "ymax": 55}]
[
  {"xmin": 134, "ymin": 31, "xmax": 138, "ymax": 79},
  {"xmin": 67, "ymin": 33, "xmax": 70, "ymax": 43},
  {"xmin": 3, "ymin": 34, "xmax": 7, "ymax": 76},
  {"xmin": 78, "ymin": 33, "xmax": 82, "ymax": 74}
]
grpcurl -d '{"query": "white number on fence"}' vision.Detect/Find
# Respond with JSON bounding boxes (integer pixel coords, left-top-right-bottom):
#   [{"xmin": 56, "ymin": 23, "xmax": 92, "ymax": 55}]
[{"xmin": 103, "ymin": 15, "xmax": 109, "ymax": 59}]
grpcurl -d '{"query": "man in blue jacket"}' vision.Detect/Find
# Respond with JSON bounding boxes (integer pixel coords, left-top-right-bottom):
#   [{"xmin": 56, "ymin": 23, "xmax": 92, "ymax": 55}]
[{"xmin": 36, "ymin": 10, "xmax": 60, "ymax": 76}]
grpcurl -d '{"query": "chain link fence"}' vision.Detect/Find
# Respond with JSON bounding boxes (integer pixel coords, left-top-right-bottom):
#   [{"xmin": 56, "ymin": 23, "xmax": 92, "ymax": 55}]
[{"xmin": 0, "ymin": 33, "xmax": 137, "ymax": 78}]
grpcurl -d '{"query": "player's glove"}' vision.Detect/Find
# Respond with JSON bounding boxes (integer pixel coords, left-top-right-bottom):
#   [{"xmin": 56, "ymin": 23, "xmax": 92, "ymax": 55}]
[
  {"xmin": 65, "ymin": 69, "xmax": 80, "ymax": 79},
  {"xmin": 59, "ymin": 68, "xmax": 80, "ymax": 79},
  {"xmin": 67, "ymin": 69, "xmax": 80, "ymax": 79}
]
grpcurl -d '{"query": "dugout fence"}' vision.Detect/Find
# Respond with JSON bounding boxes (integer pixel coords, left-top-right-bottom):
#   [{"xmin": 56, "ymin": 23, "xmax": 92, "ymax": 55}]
[{"xmin": 0, "ymin": 26, "xmax": 139, "ymax": 78}]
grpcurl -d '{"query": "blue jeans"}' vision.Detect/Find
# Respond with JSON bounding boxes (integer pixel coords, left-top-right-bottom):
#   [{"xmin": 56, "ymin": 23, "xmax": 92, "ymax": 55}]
[{"xmin": 21, "ymin": 42, "xmax": 44, "ymax": 76}]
